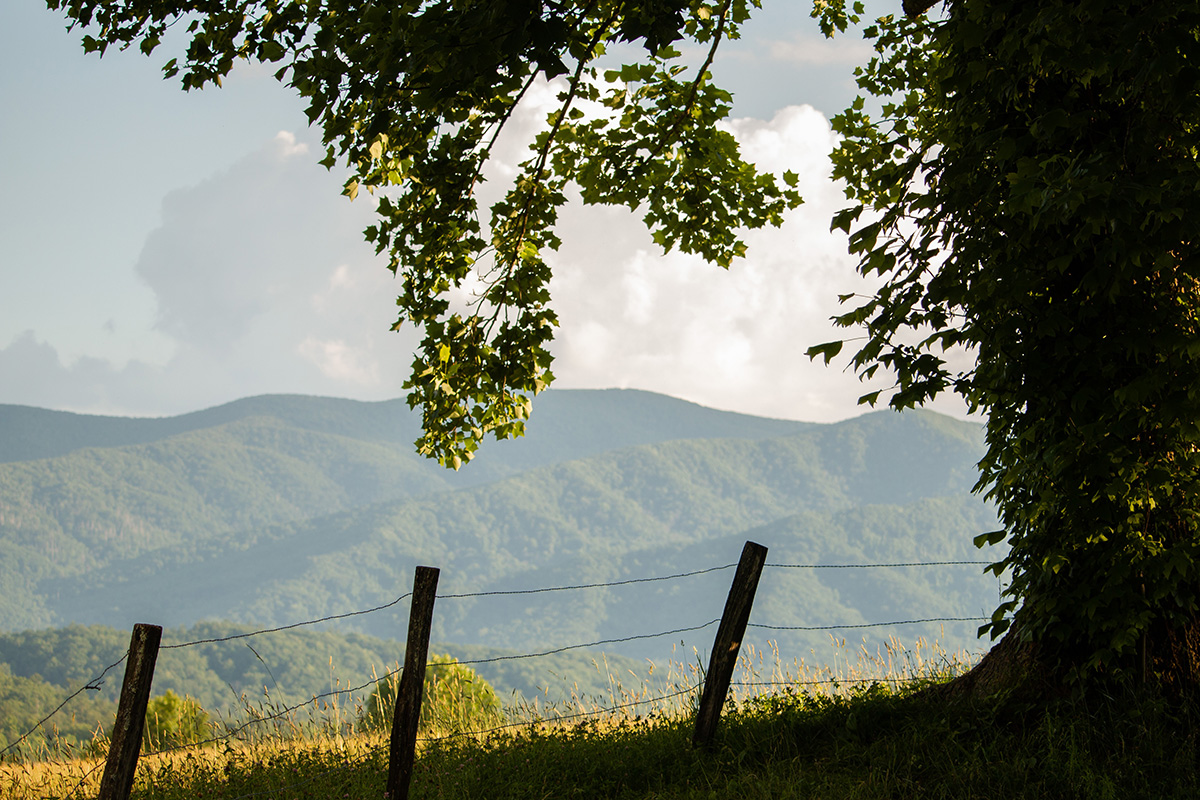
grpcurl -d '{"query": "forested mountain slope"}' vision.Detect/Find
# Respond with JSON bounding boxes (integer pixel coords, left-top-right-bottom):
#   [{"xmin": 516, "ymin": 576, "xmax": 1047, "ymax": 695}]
[
  {"xmin": 0, "ymin": 389, "xmax": 809, "ymax": 465},
  {"xmin": 0, "ymin": 390, "xmax": 998, "ymax": 666},
  {"xmin": 0, "ymin": 621, "xmax": 648, "ymax": 751}
]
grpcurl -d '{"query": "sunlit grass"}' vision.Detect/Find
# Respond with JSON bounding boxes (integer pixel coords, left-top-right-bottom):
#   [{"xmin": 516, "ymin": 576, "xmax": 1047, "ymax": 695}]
[
  {"xmin": 7, "ymin": 635, "xmax": 1197, "ymax": 800},
  {"xmin": 0, "ymin": 636, "xmax": 975, "ymax": 799}
]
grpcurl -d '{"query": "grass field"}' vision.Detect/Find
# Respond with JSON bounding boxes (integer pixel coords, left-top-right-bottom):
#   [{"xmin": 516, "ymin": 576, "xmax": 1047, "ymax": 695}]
[{"xmin": 4, "ymin": 636, "xmax": 1197, "ymax": 800}]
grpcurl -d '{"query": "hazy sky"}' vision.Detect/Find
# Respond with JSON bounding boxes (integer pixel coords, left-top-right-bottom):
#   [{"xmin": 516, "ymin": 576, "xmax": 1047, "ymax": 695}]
[{"xmin": 0, "ymin": 1, "xmax": 969, "ymax": 422}]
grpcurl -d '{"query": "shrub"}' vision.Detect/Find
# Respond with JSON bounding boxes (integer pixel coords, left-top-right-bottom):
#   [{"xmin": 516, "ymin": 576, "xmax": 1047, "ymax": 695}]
[
  {"xmin": 141, "ymin": 690, "xmax": 210, "ymax": 752},
  {"xmin": 358, "ymin": 655, "xmax": 503, "ymax": 735}
]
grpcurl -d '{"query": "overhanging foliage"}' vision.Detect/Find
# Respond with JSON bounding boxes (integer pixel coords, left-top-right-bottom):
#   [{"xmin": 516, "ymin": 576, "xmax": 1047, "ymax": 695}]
[
  {"xmin": 820, "ymin": 0, "xmax": 1200, "ymax": 683},
  {"xmin": 47, "ymin": 0, "xmax": 800, "ymax": 467}
]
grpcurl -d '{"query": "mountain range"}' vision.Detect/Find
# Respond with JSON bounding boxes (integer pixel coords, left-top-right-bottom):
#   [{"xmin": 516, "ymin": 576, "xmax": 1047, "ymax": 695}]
[{"xmin": 0, "ymin": 389, "xmax": 1003, "ymax": 719}]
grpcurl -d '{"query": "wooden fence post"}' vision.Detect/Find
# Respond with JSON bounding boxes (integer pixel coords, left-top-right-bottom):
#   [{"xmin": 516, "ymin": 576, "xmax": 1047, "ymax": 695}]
[
  {"xmin": 386, "ymin": 565, "xmax": 440, "ymax": 800},
  {"xmin": 693, "ymin": 541, "xmax": 768, "ymax": 749},
  {"xmin": 98, "ymin": 623, "xmax": 162, "ymax": 800}
]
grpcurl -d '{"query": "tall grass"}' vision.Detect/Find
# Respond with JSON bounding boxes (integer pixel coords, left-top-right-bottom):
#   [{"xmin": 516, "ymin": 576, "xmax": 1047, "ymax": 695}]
[
  {"xmin": 6, "ymin": 635, "xmax": 1196, "ymax": 799},
  {"xmin": 0, "ymin": 636, "xmax": 973, "ymax": 799}
]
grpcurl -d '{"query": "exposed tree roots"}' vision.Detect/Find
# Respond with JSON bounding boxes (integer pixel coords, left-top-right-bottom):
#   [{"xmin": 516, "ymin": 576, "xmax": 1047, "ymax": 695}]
[{"xmin": 926, "ymin": 615, "xmax": 1200, "ymax": 703}]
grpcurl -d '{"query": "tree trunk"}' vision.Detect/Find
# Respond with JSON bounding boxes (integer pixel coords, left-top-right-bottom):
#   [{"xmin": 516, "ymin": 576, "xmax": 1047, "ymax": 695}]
[{"xmin": 931, "ymin": 614, "xmax": 1200, "ymax": 702}]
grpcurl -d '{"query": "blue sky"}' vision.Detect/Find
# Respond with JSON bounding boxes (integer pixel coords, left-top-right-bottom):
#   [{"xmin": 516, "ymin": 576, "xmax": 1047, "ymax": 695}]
[{"xmin": 0, "ymin": 1, "xmax": 968, "ymax": 422}]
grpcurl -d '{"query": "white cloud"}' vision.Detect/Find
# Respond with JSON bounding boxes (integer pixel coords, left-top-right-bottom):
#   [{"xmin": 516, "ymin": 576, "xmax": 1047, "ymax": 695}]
[
  {"xmin": 272, "ymin": 130, "xmax": 310, "ymax": 159},
  {"xmin": 297, "ymin": 337, "xmax": 381, "ymax": 385},
  {"xmin": 765, "ymin": 35, "xmax": 873, "ymax": 66},
  {"xmin": 0, "ymin": 103, "xmax": 972, "ymax": 424},
  {"xmin": 0, "ymin": 130, "xmax": 417, "ymax": 415},
  {"xmin": 543, "ymin": 104, "xmax": 972, "ymax": 422}
]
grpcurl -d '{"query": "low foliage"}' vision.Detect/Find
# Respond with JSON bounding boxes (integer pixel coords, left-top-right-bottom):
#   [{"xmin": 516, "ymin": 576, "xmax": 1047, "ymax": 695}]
[
  {"xmin": 4, "ymin": 638, "xmax": 1197, "ymax": 800},
  {"xmin": 358, "ymin": 655, "xmax": 504, "ymax": 736},
  {"xmin": 141, "ymin": 691, "xmax": 211, "ymax": 753}
]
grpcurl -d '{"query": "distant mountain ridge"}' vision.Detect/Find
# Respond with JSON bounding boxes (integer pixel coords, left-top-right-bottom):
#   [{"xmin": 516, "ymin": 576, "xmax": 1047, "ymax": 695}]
[
  {"xmin": 0, "ymin": 389, "xmax": 999, "ymax": 669},
  {"xmin": 0, "ymin": 389, "xmax": 811, "ymax": 465}
]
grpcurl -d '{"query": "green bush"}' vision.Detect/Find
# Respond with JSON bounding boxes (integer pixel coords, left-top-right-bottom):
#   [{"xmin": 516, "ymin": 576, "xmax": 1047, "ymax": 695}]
[
  {"xmin": 141, "ymin": 690, "xmax": 210, "ymax": 752},
  {"xmin": 358, "ymin": 654, "xmax": 503, "ymax": 735}
]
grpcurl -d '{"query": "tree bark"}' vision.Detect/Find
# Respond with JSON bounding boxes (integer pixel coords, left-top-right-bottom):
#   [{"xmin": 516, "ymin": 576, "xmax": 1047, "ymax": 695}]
[{"xmin": 930, "ymin": 613, "xmax": 1200, "ymax": 702}]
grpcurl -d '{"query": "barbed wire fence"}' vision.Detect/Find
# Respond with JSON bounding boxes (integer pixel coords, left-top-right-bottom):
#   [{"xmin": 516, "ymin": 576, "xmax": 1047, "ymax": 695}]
[{"xmin": 0, "ymin": 540, "xmax": 1008, "ymax": 800}]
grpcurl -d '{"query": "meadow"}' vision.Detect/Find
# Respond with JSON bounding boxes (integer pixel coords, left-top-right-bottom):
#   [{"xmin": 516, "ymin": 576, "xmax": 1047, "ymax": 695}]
[{"xmin": 5, "ymin": 635, "xmax": 1196, "ymax": 800}]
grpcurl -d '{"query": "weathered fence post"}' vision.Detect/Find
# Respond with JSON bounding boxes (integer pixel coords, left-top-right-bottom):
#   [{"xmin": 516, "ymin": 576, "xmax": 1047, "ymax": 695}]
[
  {"xmin": 97, "ymin": 623, "xmax": 162, "ymax": 800},
  {"xmin": 693, "ymin": 541, "xmax": 768, "ymax": 749},
  {"xmin": 386, "ymin": 565, "xmax": 440, "ymax": 800}
]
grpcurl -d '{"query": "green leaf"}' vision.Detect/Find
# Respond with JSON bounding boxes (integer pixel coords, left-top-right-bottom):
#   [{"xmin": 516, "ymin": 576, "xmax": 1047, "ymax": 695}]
[
  {"xmin": 973, "ymin": 529, "xmax": 1007, "ymax": 548},
  {"xmin": 805, "ymin": 340, "xmax": 844, "ymax": 364}
]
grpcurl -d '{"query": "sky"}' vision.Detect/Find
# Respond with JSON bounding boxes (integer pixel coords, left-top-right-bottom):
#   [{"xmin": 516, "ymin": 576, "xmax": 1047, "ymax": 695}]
[{"xmin": 0, "ymin": 1, "xmax": 971, "ymax": 424}]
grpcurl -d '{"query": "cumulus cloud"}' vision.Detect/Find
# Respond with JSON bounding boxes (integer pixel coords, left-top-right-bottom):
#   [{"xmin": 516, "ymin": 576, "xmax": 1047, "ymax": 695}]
[
  {"xmin": 0, "ymin": 130, "xmax": 417, "ymax": 415},
  {"xmin": 0, "ymin": 331, "xmax": 188, "ymax": 413},
  {"xmin": 542, "ymin": 104, "xmax": 947, "ymax": 422},
  {"xmin": 135, "ymin": 131, "xmax": 364, "ymax": 350},
  {"xmin": 0, "ymin": 100, "xmax": 971, "ymax": 423},
  {"xmin": 297, "ymin": 336, "xmax": 382, "ymax": 385},
  {"xmin": 765, "ymin": 35, "xmax": 873, "ymax": 67}
]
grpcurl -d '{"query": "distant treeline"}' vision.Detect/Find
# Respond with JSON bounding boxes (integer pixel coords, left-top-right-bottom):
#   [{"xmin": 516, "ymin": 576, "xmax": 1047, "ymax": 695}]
[
  {"xmin": 0, "ymin": 392, "xmax": 992, "ymax": 643},
  {"xmin": 0, "ymin": 620, "xmax": 648, "ymax": 753}
]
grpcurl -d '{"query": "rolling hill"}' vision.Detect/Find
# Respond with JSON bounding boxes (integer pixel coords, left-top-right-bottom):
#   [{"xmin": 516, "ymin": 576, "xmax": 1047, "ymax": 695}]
[{"xmin": 0, "ymin": 390, "xmax": 1002, "ymax": 707}]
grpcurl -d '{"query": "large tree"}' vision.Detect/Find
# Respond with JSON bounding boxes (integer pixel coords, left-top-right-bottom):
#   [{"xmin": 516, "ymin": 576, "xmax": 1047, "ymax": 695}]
[
  {"xmin": 45, "ymin": 0, "xmax": 1200, "ymax": 689},
  {"xmin": 820, "ymin": 0, "xmax": 1200, "ymax": 689}
]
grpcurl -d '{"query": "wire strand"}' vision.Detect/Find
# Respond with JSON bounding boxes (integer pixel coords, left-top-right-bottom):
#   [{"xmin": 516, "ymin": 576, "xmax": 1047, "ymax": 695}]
[
  {"xmin": 437, "ymin": 564, "xmax": 737, "ymax": 599},
  {"xmin": 0, "ymin": 652, "xmax": 128, "ymax": 758},
  {"xmin": 749, "ymin": 616, "xmax": 988, "ymax": 631},
  {"xmin": 765, "ymin": 560, "xmax": 990, "ymax": 568},
  {"xmin": 454, "ymin": 620, "xmax": 722, "ymax": 666},
  {"xmin": 63, "ymin": 758, "xmax": 108, "ymax": 800},
  {"xmin": 160, "ymin": 592, "xmax": 414, "ymax": 649},
  {"xmin": 731, "ymin": 676, "xmax": 912, "ymax": 688}
]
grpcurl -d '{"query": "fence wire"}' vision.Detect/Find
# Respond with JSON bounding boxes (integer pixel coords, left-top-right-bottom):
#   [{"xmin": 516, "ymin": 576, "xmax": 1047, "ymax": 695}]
[
  {"xmin": 454, "ymin": 619, "xmax": 722, "ymax": 666},
  {"xmin": 436, "ymin": 563, "xmax": 737, "ymax": 599},
  {"xmin": 161, "ymin": 591, "xmax": 415, "ymax": 650},
  {"xmin": 0, "ymin": 652, "xmax": 128, "ymax": 758},
  {"xmin": 215, "ymin": 681, "xmax": 705, "ymax": 800},
  {"xmin": 749, "ymin": 616, "xmax": 989, "ymax": 632},
  {"xmin": 62, "ymin": 757, "xmax": 107, "ymax": 800},
  {"xmin": 9, "ymin": 540, "xmax": 1008, "ymax": 795},
  {"xmin": 138, "ymin": 557, "xmax": 1002, "ymax": 652},
  {"xmin": 156, "ymin": 562, "xmax": 739, "ymax": 652},
  {"xmin": 766, "ymin": 560, "xmax": 991, "ymax": 568}
]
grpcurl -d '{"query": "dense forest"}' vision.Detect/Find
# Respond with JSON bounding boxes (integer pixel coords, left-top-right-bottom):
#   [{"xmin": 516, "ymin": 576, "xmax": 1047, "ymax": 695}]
[
  {"xmin": 0, "ymin": 620, "xmax": 648, "ymax": 753},
  {"xmin": 0, "ymin": 390, "xmax": 1001, "ymax": 752}
]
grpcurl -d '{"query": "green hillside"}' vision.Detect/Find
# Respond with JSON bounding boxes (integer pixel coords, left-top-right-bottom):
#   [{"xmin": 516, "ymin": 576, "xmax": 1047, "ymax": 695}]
[
  {"xmin": 0, "ymin": 620, "xmax": 649, "ymax": 754},
  {"xmin": 0, "ymin": 416, "xmax": 455, "ymax": 629},
  {"xmin": 0, "ymin": 389, "xmax": 808, "ymax": 466},
  {"xmin": 0, "ymin": 389, "xmax": 821, "ymax": 631},
  {"xmin": 0, "ymin": 390, "xmax": 999, "ymax": 669}
]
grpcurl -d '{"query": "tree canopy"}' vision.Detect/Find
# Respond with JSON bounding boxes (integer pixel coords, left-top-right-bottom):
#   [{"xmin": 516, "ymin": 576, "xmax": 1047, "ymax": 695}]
[
  {"xmin": 820, "ymin": 0, "xmax": 1200, "ymax": 686},
  {"xmin": 46, "ymin": 0, "xmax": 1200, "ymax": 688},
  {"xmin": 48, "ymin": 0, "xmax": 801, "ymax": 468}
]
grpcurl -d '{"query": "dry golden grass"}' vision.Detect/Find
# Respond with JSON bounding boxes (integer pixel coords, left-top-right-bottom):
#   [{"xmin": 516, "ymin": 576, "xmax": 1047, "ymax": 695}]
[{"xmin": 0, "ymin": 635, "xmax": 979, "ymax": 800}]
